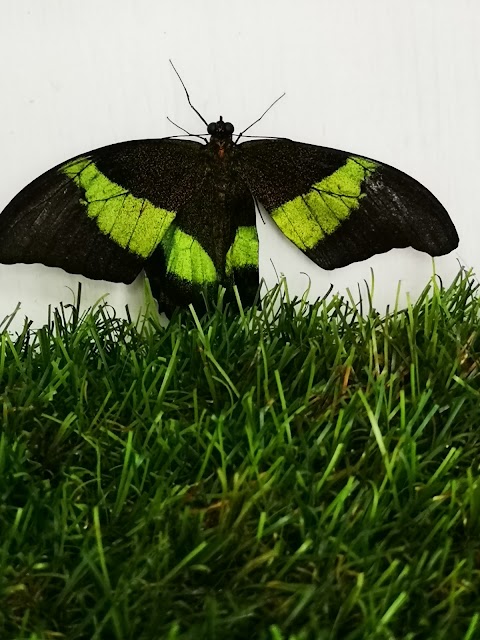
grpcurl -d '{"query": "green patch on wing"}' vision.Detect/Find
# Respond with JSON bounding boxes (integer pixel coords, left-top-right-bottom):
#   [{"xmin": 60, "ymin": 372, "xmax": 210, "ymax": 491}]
[
  {"xmin": 271, "ymin": 157, "xmax": 378, "ymax": 250},
  {"xmin": 225, "ymin": 226, "xmax": 259, "ymax": 276},
  {"xmin": 62, "ymin": 158, "xmax": 175, "ymax": 258},
  {"xmin": 161, "ymin": 226, "xmax": 217, "ymax": 284}
]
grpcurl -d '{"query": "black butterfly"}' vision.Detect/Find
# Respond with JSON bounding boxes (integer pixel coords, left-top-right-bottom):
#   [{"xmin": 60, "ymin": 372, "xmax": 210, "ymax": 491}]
[{"xmin": 0, "ymin": 75, "xmax": 458, "ymax": 313}]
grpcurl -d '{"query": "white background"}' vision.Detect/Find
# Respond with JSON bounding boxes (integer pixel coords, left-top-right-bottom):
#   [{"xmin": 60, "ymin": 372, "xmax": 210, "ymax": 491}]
[{"xmin": 0, "ymin": 0, "xmax": 476, "ymax": 330}]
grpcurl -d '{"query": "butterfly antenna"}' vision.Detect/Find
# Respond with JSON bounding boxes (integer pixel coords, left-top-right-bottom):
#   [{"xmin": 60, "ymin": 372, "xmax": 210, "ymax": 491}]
[
  {"xmin": 169, "ymin": 59, "xmax": 208, "ymax": 127},
  {"xmin": 167, "ymin": 116, "xmax": 192, "ymax": 136},
  {"xmin": 166, "ymin": 116, "xmax": 207, "ymax": 143},
  {"xmin": 235, "ymin": 92, "xmax": 286, "ymax": 144}
]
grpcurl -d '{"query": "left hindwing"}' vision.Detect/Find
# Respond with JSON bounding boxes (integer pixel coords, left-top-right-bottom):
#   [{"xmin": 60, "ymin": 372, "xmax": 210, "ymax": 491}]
[{"xmin": 237, "ymin": 139, "xmax": 458, "ymax": 269}]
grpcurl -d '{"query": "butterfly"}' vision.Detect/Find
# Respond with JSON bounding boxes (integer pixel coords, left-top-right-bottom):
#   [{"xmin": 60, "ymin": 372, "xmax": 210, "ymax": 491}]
[{"xmin": 0, "ymin": 71, "xmax": 459, "ymax": 314}]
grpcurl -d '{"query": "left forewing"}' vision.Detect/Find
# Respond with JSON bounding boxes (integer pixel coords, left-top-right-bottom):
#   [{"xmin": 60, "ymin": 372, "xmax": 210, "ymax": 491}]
[
  {"xmin": 238, "ymin": 139, "xmax": 458, "ymax": 269},
  {"xmin": 0, "ymin": 138, "xmax": 205, "ymax": 283}
]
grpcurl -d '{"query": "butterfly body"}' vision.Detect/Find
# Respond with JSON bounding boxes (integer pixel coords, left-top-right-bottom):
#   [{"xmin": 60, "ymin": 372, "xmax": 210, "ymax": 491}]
[{"xmin": 0, "ymin": 115, "xmax": 459, "ymax": 312}]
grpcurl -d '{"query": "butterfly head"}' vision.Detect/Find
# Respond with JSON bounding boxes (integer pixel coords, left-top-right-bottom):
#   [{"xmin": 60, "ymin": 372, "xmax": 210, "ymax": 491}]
[
  {"xmin": 207, "ymin": 117, "xmax": 234, "ymax": 158},
  {"xmin": 207, "ymin": 116, "xmax": 234, "ymax": 140}
]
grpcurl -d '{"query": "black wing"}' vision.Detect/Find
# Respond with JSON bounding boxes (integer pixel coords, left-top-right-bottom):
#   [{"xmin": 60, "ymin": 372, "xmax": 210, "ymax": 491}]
[
  {"xmin": 237, "ymin": 139, "xmax": 458, "ymax": 269},
  {"xmin": 0, "ymin": 139, "xmax": 205, "ymax": 283}
]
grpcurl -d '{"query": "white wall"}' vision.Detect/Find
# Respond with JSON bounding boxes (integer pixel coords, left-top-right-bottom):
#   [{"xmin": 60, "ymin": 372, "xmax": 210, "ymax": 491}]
[{"xmin": 0, "ymin": 0, "xmax": 476, "ymax": 330}]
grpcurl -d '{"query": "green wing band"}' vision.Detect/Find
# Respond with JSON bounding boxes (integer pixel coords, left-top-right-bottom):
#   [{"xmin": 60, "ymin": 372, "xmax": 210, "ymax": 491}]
[
  {"xmin": 161, "ymin": 226, "xmax": 217, "ymax": 284},
  {"xmin": 271, "ymin": 157, "xmax": 378, "ymax": 250},
  {"xmin": 63, "ymin": 158, "xmax": 175, "ymax": 258},
  {"xmin": 225, "ymin": 225, "xmax": 259, "ymax": 276}
]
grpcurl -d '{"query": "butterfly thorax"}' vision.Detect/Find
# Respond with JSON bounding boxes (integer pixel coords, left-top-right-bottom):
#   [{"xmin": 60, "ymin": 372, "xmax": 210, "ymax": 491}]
[
  {"xmin": 204, "ymin": 117, "xmax": 238, "ymax": 200},
  {"xmin": 186, "ymin": 118, "xmax": 254, "ymax": 275}
]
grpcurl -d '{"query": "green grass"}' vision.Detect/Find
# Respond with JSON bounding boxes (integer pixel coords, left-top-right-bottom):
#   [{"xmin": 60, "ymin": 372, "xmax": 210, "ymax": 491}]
[{"xmin": 1, "ymin": 270, "xmax": 480, "ymax": 640}]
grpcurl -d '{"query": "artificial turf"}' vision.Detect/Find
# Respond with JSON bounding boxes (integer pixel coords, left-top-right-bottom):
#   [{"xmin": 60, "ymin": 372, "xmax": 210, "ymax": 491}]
[{"xmin": 1, "ymin": 271, "xmax": 480, "ymax": 639}]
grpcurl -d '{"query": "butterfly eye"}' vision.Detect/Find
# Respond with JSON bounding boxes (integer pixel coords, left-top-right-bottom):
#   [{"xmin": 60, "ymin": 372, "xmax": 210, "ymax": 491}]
[
  {"xmin": 224, "ymin": 122, "xmax": 234, "ymax": 134},
  {"xmin": 207, "ymin": 122, "xmax": 217, "ymax": 135}
]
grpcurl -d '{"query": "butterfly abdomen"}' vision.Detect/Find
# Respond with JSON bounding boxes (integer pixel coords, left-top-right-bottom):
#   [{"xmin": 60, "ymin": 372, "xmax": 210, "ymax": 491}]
[{"xmin": 169, "ymin": 151, "xmax": 255, "ymax": 277}]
